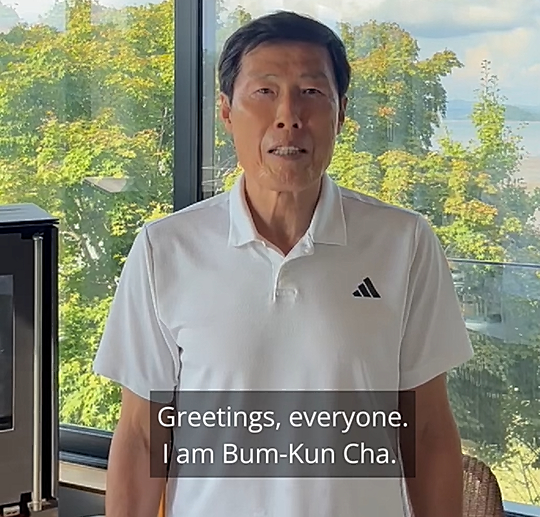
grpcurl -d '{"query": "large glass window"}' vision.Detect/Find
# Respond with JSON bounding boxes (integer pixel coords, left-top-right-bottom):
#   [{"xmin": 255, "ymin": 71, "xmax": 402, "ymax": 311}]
[
  {"xmin": 0, "ymin": 0, "xmax": 174, "ymax": 437},
  {"xmin": 202, "ymin": 0, "xmax": 540, "ymax": 509},
  {"xmin": 1, "ymin": 0, "xmax": 539, "ymax": 512}
]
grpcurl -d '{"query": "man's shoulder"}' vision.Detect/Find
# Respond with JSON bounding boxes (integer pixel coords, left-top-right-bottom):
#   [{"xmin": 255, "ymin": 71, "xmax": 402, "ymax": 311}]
[{"xmin": 144, "ymin": 190, "xmax": 230, "ymax": 243}]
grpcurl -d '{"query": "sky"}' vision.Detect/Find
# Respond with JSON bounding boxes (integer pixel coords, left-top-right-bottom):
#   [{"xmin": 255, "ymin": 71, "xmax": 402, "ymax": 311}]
[{"xmin": 4, "ymin": 0, "xmax": 540, "ymax": 106}]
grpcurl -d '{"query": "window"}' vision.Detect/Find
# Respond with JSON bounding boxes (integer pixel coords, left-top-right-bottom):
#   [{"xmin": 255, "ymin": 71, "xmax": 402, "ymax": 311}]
[
  {"xmin": 202, "ymin": 0, "xmax": 540, "ymax": 510},
  {"xmin": 0, "ymin": 0, "xmax": 180, "ymax": 461},
  {"xmin": 1, "ymin": 0, "xmax": 539, "ymax": 513}
]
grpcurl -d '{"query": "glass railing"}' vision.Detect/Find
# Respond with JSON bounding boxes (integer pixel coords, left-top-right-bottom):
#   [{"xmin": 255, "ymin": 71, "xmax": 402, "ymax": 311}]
[{"xmin": 448, "ymin": 258, "xmax": 540, "ymax": 508}]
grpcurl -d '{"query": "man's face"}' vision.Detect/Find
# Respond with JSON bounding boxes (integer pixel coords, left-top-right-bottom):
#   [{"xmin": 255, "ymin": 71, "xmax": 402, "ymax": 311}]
[{"xmin": 220, "ymin": 41, "xmax": 347, "ymax": 192}]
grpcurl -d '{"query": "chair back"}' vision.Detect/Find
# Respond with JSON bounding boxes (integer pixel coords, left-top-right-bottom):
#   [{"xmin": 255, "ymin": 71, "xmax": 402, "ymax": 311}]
[{"xmin": 462, "ymin": 454, "xmax": 505, "ymax": 517}]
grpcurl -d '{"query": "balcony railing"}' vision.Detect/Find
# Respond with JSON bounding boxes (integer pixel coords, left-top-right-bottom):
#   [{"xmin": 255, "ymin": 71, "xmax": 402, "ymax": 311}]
[
  {"xmin": 449, "ymin": 258, "xmax": 540, "ymax": 344},
  {"xmin": 447, "ymin": 258, "xmax": 540, "ymax": 511}
]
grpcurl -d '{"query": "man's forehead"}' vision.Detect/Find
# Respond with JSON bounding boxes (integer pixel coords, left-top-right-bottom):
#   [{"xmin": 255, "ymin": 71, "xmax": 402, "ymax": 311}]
[{"xmin": 240, "ymin": 43, "xmax": 333, "ymax": 77}]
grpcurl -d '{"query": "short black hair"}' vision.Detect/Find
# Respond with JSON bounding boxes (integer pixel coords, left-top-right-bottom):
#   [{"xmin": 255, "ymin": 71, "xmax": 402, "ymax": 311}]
[{"xmin": 218, "ymin": 10, "xmax": 351, "ymax": 102}]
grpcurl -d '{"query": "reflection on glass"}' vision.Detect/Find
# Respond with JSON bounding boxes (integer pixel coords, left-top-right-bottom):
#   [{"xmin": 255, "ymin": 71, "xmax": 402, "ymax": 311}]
[
  {"xmin": 448, "ymin": 259, "xmax": 540, "ymax": 507},
  {"xmin": 450, "ymin": 260, "xmax": 540, "ymax": 344},
  {"xmin": 0, "ymin": 276, "xmax": 13, "ymax": 432}
]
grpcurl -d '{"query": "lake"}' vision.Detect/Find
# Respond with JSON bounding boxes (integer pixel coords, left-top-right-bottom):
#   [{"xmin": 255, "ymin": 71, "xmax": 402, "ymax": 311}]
[
  {"xmin": 434, "ymin": 120, "xmax": 540, "ymax": 158},
  {"xmin": 434, "ymin": 120, "xmax": 540, "ymax": 191}
]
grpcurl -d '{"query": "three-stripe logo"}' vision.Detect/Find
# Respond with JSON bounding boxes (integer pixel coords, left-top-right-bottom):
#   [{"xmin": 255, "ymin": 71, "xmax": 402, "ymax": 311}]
[{"xmin": 353, "ymin": 277, "xmax": 381, "ymax": 298}]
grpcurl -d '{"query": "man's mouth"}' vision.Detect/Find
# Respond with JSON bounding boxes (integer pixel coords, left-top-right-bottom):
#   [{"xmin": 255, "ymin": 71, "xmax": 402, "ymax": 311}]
[{"xmin": 269, "ymin": 146, "xmax": 307, "ymax": 156}]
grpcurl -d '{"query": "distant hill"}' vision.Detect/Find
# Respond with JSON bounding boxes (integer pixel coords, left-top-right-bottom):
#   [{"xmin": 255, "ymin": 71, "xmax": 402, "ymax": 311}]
[
  {"xmin": 0, "ymin": 3, "xmax": 20, "ymax": 33},
  {"xmin": 447, "ymin": 100, "xmax": 540, "ymax": 122},
  {"xmin": 517, "ymin": 105, "xmax": 540, "ymax": 116}
]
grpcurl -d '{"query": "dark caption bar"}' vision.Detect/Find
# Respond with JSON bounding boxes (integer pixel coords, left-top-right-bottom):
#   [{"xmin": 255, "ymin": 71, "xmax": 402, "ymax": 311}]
[{"xmin": 149, "ymin": 390, "xmax": 416, "ymax": 478}]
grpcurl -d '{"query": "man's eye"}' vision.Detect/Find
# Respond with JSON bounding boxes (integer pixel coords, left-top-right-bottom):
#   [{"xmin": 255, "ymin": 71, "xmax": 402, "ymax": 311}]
[
  {"xmin": 257, "ymin": 88, "xmax": 272, "ymax": 94},
  {"xmin": 304, "ymin": 88, "xmax": 322, "ymax": 95}
]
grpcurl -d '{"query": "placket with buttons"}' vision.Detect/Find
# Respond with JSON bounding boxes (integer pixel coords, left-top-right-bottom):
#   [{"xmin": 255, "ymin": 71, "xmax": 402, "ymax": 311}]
[{"xmin": 269, "ymin": 238, "xmax": 314, "ymax": 302}]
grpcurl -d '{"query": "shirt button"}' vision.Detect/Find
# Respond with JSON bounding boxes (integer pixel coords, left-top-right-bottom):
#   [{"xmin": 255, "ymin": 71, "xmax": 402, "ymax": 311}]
[{"xmin": 275, "ymin": 288, "xmax": 298, "ymax": 297}]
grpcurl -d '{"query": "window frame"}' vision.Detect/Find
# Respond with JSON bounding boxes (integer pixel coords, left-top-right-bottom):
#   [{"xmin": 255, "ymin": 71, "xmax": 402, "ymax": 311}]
[{"xmin": 57, "ymin": 0, "xmax": 203, "ymax": 465}]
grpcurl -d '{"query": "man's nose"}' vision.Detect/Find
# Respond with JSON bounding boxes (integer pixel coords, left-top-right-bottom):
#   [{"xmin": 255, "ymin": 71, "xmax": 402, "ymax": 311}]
[{"xmin": 275, "ymin": 94, "xmax": 303, "ymax": 130}]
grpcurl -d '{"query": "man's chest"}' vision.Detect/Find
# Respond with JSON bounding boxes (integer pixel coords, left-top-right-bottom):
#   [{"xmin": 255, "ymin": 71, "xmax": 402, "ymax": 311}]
[{"xmin": 157, "ymin": 248, "xmax": 409, "ymax": 391}]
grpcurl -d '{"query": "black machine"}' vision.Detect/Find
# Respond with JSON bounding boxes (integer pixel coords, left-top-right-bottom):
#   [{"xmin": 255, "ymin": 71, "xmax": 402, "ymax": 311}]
[{"xmin": 0, "ymin": 204, "xmax": 59, "ymax": 516}]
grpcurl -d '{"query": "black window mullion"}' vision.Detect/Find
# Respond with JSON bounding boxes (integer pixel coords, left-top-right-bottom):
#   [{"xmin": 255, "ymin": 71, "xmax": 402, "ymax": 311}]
[{"xmin": 174, "ymin": 0, "xmax": 204, "ymax": 210}]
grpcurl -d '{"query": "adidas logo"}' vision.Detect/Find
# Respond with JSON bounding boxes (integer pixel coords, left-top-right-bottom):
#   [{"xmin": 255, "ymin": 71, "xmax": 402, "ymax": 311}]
[{"xmin": 353, "ymin": 277, "xmax": 381, "ymax": 298}]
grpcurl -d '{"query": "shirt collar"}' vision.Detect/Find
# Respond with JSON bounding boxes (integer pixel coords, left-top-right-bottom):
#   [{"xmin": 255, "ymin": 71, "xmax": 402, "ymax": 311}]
[{"xmin": 227, "ymin": 172, "xmax": 347, "ymax": 248}]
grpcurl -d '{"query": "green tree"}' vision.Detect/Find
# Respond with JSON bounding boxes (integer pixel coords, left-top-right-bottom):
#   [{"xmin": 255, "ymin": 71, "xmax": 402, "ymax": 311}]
[
  {"xmin": 338, "ymin": 21, "xmax": 462, "ymax": 156},
  {"xmin": 0, "ymin": 0, "xmax": 174, "ymax": 429}
]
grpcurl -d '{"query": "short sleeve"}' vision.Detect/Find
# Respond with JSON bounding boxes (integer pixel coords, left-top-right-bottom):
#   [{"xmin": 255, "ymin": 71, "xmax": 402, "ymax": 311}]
[
  {"xmin": 399, "ymin": 215, "xmax": 474, "ymax": 390},
  {"xmin": 93, "ymin": 224, "xmax": 181, "ymax": 401}
]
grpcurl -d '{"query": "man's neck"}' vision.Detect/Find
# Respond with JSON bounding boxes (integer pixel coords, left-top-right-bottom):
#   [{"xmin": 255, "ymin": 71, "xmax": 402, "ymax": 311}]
[{"xmin": 243, "ymin": 175, "xmax": 323, "ymax": 256}]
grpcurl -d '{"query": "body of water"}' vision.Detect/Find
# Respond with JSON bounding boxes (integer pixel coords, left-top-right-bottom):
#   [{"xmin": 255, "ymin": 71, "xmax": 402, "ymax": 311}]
[{"xmin": 435, "ymin": 120, "xmax": 540, "ymax": 158}]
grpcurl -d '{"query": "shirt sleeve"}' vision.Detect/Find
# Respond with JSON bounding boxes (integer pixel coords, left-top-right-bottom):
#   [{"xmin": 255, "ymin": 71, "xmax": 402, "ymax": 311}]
[
  {"xmin": 399, "ymin": 215, "xmax": 474, "ymax": 391},
  {"xmin": 92, "ymin": 224, "xmax": 181, "ymax": 401}
]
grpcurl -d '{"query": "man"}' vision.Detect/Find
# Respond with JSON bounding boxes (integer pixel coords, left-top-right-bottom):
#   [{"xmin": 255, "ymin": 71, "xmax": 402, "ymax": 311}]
[{"xmin": 93, "ymin": 10, "xmax": 473, "ymax": 517}]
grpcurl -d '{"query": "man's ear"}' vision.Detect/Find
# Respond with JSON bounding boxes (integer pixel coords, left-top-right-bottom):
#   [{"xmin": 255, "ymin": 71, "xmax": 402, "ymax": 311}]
[
  {"xmin": 219, "ymin": 92, "xmax": 233, "ymax": 134},
  {"xmin": 337, "ymin": 95, "xmax": 347, "ymax": 134}
]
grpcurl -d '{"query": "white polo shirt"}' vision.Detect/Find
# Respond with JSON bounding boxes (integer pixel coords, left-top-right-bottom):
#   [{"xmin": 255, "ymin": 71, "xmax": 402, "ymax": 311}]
[{"xmin": 93, "ymin": 171, "xmax": 473, "ymax": 517}]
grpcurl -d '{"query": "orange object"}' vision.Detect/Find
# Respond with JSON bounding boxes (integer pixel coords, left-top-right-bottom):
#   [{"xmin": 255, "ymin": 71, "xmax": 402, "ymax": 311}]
[{"xmin": 158, "ymin": 490, "xmax": 166, "ymax": 517}]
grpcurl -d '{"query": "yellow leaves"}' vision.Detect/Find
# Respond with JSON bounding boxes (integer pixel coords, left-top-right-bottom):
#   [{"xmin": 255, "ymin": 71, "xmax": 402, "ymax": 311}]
[
  {"xmin": 444, "ymin": 197, "xmax": 498, "ymax": 226},
  {"xmin": 448, "ymin": 159, "xmax": 471, "ymax": 186},
  {"xmin": 499, "ymin": 217, "xmax": 523, "ymax": 236},
  {"xmin": 329, "ymin": 117, "xmax": 382, "ymax": 196},
  {"xmin": 429, "ymin": 151, "xmax": 506, "ymax": 232},
  {"xmin": 0, "ymin": 159, "xmax": 34, "ymax": 203},
  {"xmin": 331, "ymin": 151, "xmax": 380, "ymax": 196},
  {"xmin": 59, "ymin": 357, "xmax": 121, "ymax": 430},
  {"xmin": 378, "ymin": 150, "xmax": 418, "ymax": 208},
  {"xmin": 33, "ymin": 110, "xmax": 161, "ymax": 190},
  {"xmin": 220, "ymin": 165, "xmax": 243, "ymax": 193},
  {"xmin": 437, "ymin": 222, "xmax": 504, "ymax": 261},
  {"xmin": 418, "ymin": 50, "xmax": 463, "ymax": 77},
  {"xmin": 109, "ymin": 216, "xmax": 128, "ymax": 237},
  {"xmin": 446, "ymin": 158, "xmax": 501, "ymax": 202},
  {"xmin": 377, "ymin": 106, "xmax": 396, "ymax": 119},
  {"xmin": 145, "ymin": 202, "xmax": 171, "ymax": 223},
  {"xmin": 366, "ymin": 47, "xmax": 389, "ymax": 74},
  {"xmin": 476, "ymin": 171, "xmax": 498, "ymax": 194}
]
